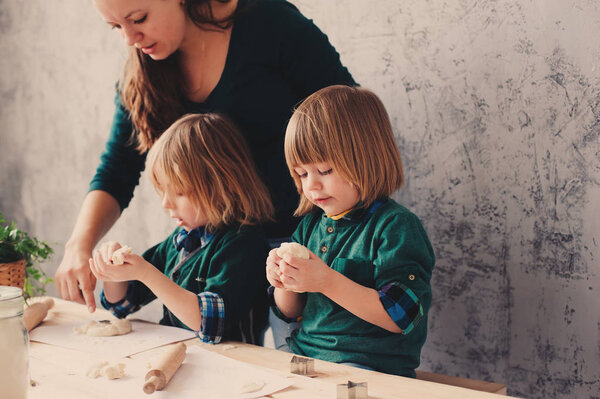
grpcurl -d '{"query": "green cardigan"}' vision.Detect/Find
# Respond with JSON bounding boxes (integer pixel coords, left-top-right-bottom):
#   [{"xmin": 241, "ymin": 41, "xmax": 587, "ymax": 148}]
[
  {"xmin": 125, "ymin": 224, "xmax": 270, "ymax": 343},
  {"xmin": 288, "ymin": 199, "xmax": 435, "ymax": 377},
  {"xmin": 89, "ymin": 0, "xmax": 356, "ymax": 238}
]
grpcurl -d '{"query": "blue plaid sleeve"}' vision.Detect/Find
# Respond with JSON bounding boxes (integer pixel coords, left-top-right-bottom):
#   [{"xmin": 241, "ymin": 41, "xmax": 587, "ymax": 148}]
[
  {"xmin": 196, "ymin": 291, "xmax": 225, "ymax": 344},
  {"xmin": 100, "ymin": 289, "xmax": 141, "ymax": 319},
  {"xmin": 378, "ymin": 283, "xmax": 423, "ymax": 334}
]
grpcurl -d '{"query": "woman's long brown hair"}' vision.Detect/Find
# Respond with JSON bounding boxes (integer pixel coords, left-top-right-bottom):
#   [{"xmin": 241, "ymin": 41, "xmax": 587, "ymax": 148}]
[{"xmin": 119, "ymin": 0, "xmax": 240, "ymax": 153}]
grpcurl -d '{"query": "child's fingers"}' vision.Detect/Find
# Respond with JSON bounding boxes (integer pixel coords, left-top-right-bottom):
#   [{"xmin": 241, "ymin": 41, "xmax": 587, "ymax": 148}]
[
  {"xmin": 267, "ymin": 249, "xmax": 282, "ymax": 266},
  {"xmin": 266, "ymin": 262, "xmax": 283, "ymax": 287},
  {"xmin": 280, "ymin": 255, "xmax": 301, "ymax": 270},
  {"xmin": 280, "ymin": 272, "xmax": 298, "ymax": 289},
  {"xmin": 278, "ymin": 260, "xmax": 295, "ymax": 276},
  {"xmin": 100, "ymin": 240, "xmax": 121, "ymax": 264},
  {"xmin": 121, "ymin": 252, "xmax": 135, "ymax": 265},
  {"xmin": 93, "ymin": 249, "xmax": 110, "ymax": 273},
  {"xmin": 89, "ymin": 257, "xmax": 103, "ymax": 280}
]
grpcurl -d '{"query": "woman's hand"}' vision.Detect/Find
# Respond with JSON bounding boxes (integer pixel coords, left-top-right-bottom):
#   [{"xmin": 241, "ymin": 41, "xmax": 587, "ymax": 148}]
[
  {"xmin": 55, "ymin": 190, "xmax": 122, "ymax": 312},
  {"xmin": 278, "ymin": 250, "xmax": 332, "ymax": 294},
  {"xmin": 55, "ymin": 242, "xmax": 97, "ymax": 312},
  {"xmin": 266, "ymin": 248, "xmax": 284, "ymax": 288}
]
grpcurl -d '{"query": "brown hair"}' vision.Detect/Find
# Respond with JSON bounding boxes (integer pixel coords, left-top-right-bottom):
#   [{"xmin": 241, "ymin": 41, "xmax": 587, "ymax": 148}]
[
  {"xmin": 120, "ymin": 0, "xmax": 240, "ymax": 152},
  {"xmin": 285, "ymin": 85, "xmax": 404, "ymax": 216},
  {"xmin": 146, "ymin": 113, "xmax": 274, "ymax": 231}
]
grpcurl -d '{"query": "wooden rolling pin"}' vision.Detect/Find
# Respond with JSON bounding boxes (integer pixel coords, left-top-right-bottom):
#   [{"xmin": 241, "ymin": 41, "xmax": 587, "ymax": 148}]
[
  {"xmin": 143, "ymin": 342, "xmax": 187, "ymax": 394},
  {"xmin": 23, "ymin": 297, "xmax": 54, "ymax": 332}
]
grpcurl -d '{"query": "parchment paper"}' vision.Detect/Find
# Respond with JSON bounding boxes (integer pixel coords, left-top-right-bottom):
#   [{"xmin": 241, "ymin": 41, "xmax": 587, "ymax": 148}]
[{"xmin": 29, "ymin": 319, "xmax": 196, "ymax": 358}]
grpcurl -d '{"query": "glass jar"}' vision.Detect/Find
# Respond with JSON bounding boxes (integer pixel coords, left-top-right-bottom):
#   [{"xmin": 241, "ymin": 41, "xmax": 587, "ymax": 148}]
[{"xmin": 0, "ymin": 285, "xmax": 29, "ymax": 399}]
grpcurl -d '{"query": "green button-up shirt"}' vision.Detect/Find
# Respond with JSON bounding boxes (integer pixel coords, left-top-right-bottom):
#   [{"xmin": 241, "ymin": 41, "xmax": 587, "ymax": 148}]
[{"xmin": 288, "ymin": 199, "xmax": 435, "ymax": 377}]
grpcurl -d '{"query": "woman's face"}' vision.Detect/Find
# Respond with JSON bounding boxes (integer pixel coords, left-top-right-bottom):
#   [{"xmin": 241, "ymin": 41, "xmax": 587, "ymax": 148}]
[{"xmin": 93, "ymin": 0, "xmax": 188, "ymax": 60}]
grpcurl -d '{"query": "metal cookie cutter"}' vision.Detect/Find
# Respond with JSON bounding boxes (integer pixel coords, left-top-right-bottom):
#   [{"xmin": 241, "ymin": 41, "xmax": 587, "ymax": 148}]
[
  {"xmin": 290, "ymin": 355, "xmax": 315, "ymax": 376},
  {"xmin": 336, "ymin": 381, "xmax": 368, "ymax": 399}
]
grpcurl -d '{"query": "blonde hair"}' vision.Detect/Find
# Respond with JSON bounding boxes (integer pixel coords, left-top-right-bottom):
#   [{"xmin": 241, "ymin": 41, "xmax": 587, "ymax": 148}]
[
  {"xmin": 285, "ymin": 85, "xmax": 404, "ymax": 216},
  {"xmin": 146, "ymin": 113, "xmax": 274, "ymax": 231}
]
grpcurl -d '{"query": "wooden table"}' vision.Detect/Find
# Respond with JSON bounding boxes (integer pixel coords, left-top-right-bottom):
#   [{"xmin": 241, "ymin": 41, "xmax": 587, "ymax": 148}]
[{"xmin": 27, "ymin": 299, "xmax": 517, "ymax": 398}]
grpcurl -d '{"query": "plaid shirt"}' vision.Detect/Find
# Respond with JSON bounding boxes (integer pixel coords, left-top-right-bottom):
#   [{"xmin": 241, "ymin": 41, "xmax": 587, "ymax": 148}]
[{"xmin": 378, "ymin": 283, "xmax": 423, "ymax": 334}]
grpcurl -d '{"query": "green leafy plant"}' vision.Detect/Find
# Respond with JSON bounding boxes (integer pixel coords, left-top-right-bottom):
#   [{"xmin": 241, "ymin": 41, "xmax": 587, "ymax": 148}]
[{"xmin": 0, "ymin": 212, "xmax": 53, "ymax": 298}]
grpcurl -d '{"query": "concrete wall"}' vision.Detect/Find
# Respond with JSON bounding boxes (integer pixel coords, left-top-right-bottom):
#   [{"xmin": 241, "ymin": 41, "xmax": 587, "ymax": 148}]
[{"xmin": 1, "ymin": 1, "xmax": 598, "ymax": 397}]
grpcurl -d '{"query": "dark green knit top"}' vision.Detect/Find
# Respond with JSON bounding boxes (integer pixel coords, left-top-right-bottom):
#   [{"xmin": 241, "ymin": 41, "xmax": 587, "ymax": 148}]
[{"xmin": 89, "ymin": 0, "xmax": 356, "ymax": 238}]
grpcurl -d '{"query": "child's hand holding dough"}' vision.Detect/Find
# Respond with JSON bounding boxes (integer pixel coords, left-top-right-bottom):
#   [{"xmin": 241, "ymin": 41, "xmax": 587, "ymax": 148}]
[{"xmin": 273, "ymin": 243, "xmax": 311, "ymax": 293}]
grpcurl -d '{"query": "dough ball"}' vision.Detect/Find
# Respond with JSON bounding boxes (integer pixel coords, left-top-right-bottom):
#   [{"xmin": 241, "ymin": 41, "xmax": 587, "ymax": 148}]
[
  {"xmin": 111, "ymin": 245, "xmax": 133, "ymax": 265},
  {"xmin": 276, "ymin": 242, "xmax": 310, "ymax": 260}
]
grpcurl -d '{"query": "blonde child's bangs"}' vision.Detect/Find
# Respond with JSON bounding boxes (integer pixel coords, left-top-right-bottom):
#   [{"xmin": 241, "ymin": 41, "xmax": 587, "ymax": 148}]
[
  {"xmin": 284, "ymin": 111, "xmax": 327, "ymax": 168},
  {"xmin": 147, "ymin": 132, "xmax": 191, "ymax": 196}
]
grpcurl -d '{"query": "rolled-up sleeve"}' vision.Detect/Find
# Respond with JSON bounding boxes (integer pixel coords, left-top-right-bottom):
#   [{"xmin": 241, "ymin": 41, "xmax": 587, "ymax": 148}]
[
  {"xmin": 100, "ymin": 288, "xmax": 142, "ymax": 319},
  {"xmin": 196, "ymin": 291, "xmax": 225, "ymax": 344},
  {"xmin": 374, "ymin": 212, "xmax": 435, "ymax": 335},
  {"xmin": 378, "ymin": 283, "xmax": 423, "ymax": 334}
]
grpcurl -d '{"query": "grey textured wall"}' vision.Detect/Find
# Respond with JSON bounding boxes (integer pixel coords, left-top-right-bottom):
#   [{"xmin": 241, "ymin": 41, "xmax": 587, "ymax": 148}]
[{"xmin": 1, "ymin": 1, "xmax": 598, "ymax": 398}]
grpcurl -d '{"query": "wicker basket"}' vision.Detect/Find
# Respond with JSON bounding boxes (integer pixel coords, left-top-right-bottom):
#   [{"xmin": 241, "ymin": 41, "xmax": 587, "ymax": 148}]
[{"xmin": 0, "ymin": 258, "xmax": 26, "ymax": 289}]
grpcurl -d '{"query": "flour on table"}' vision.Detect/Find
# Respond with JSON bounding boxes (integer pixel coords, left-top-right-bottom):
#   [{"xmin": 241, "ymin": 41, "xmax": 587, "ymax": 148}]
[{"xmin": 74, "ymin": 319, "xmax": 132, "ymax": 337}]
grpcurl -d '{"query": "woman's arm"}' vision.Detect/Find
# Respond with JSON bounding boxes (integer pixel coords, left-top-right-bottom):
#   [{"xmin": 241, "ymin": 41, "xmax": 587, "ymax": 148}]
[{"xmin": 55, "ymin": 190, "xmax": 120, "ymax": 312}]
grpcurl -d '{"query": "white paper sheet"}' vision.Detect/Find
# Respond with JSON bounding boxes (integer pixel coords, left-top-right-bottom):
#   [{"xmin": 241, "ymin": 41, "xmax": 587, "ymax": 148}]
[
  {"xmin": 29, "ymin": 345, "xmax": 295, "ymax": 399},
  {"xmin": 29, "ymin": 319, "xmax": 196, "ymax": 358}
]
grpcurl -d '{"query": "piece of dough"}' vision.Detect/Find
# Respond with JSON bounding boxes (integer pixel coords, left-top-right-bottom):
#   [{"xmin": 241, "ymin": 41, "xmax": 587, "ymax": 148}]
[
  {"xmin": 86, "ymin": 361, "xmax": 108, "ymax": 378},
  {"xmin": 103, "ymin": 363, "xmax": 126, "ymax": 380},
  {"xmin": 111, "ymin": 245, "xmax": 133, "ymax": 265},
  {"xmin": 276, "ymin": 242, "xmax": 310, "ymax": 259},
  {"xmin": 74, "ymin": 319, "xmax": 132, "ymax": 337},
  {"xmin": 86, "ymin": 361, "xmax": 126, "ymax": 380}
]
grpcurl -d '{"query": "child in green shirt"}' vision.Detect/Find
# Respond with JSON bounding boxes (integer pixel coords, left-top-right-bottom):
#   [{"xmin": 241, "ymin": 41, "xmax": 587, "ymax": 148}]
[
  {"xmin": 267, "ymin": 85, "xmax": 435, "ymax": 376},
  {"xmin": 90, "ymin": 113, "xmax": 273, "ymax": 344}
]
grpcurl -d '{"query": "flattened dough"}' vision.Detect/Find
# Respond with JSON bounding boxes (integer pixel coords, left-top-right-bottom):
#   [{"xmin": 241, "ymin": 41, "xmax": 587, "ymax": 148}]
[
  {"xmin": 276, "ymin": 242, "xmax": 310, "ymax": 259},
  {"xmin": 74, "ymin": 319, "xmax": 132, "ymax": 337}
]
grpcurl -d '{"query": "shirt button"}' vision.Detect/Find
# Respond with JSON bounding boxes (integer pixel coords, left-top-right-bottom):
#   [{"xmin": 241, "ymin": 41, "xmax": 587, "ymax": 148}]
[
  {"xmin": 327, "ymin": 226, "xmax": 334, "ymax": 233},
  {"xmin": 320, "ymin": 245, "xmax": 328, "ymax": 253},
  {"xmin": 408, "ymin": 274, "xmax": 415, "ymax": 281}
]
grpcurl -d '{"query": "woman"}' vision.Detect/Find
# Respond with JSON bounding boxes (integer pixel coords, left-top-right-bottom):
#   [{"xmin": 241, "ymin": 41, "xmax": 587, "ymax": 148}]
[{"xmin": 56, "ymin": 0, "xmax": 355, "ymax": 312}]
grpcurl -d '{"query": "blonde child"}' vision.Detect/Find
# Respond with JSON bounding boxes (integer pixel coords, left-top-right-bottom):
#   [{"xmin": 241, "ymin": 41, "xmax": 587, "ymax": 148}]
[
  {"xmin": 266, "ymin": 85, "xmax": 435, "ymax": 376},
  {"xmin": 90, "ymin": 113, "xmax": 273, "ymax": 344}
]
